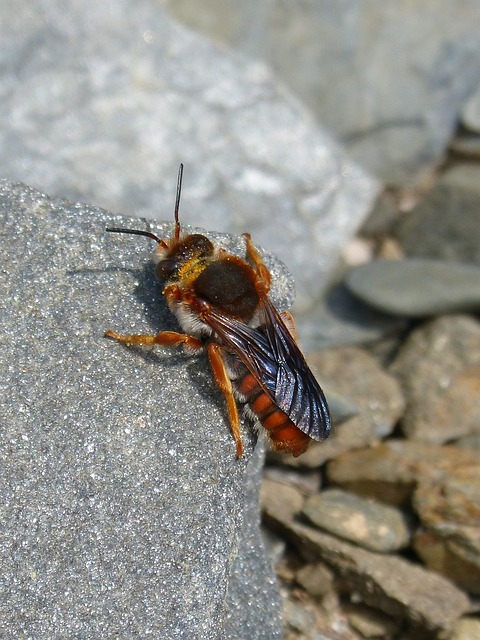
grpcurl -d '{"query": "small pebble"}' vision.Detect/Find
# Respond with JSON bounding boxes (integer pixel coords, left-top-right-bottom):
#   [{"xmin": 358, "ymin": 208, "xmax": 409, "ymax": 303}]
[
  {"xmin": 302, "ymin": 488, "xmax": 411, "ymax": 552},
  {"xmin": 260, "ymin": 478, "xmax": 305, "ymax": 526},
  {"xmin": 295, "ymin": 562, "xmax": 334, "ymax": 599}
]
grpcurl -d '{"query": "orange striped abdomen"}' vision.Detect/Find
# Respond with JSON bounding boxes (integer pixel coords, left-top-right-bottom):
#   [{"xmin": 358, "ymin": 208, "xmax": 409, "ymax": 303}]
[{"xmin": 236, "ymin": 371, "xmax": 310, "ymax": 457}]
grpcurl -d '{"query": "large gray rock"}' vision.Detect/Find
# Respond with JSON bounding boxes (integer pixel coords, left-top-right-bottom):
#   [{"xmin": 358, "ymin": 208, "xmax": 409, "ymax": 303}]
[
  {"xmin": 0, "ymin": 181, "xmax": 283, "ymax": 639},
  {"xmin": 166, "ymin": 0, "xmax": 480, "ymax": 184},
  {"xmin": 0, "ymin": 0, "xmax": 377, "ymax": 325}
]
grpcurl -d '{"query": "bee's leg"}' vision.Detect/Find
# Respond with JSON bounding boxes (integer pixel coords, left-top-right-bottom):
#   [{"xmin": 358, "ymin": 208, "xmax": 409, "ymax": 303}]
[
  {"xmin": 207, "ymin": 343, "xmax": 243, "ymax": 458},
  {"xmin": 243, "ymin": 232, "xmax": 271, "ymax": 291},
  {"xmin": 105, "ymin": 282, "xmax": 203, "ymax": 348},
  {"xmin": 163, "ymin": 283, "xmax": 183, "ymax": 305},
  {"xmin": 279, "ymin": 310, "xmax": 299, "ymax": 342},
  {"xmin": 105, "ymin": 329, "xmax": 203, "ymax": 351}
]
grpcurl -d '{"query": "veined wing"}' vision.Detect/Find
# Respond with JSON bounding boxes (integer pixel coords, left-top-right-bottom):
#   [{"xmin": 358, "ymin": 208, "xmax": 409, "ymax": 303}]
[{"xmin": 203, "ymin": 299, "xmax": 331, "ymax": 441}]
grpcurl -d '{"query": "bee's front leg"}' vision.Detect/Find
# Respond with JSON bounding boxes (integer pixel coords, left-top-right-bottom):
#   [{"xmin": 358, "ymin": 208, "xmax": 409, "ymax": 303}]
[
  {"xmin": 105, "ymin": 283, "xmax": 203, "ymax": 350},
  {"xmin": 104, "ymin": 329, "xmax": 203, "ymax": 351}
]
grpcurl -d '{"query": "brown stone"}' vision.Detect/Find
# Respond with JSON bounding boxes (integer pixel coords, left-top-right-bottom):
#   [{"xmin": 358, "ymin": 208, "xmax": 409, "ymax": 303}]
[
  {"xmin": 286, "ymin": 521, "xmax": 470, "ymax": 636},
  {"xmin": 390, "ymin": 314, "xmax": 480, "ymax": 443},
  {"xmin": 302, "ymin": 488, "xmax": 411, "ymax": 552},
  {"xmin": 413, "ymin": 526, "xmax": 480, "ymax": 596},
  {"xmin": 327, "ymin": 440, "xmax": 480, "ymax": 506},
  {"xmin": 260, "ymin": 477, "xmax": 305, "ymax": 528}
]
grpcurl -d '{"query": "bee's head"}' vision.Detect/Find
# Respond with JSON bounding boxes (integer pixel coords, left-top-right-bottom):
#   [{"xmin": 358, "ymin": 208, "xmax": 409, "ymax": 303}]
[
  {"xmin": 106, "ymin": 163, "xmax": 214, "ymax": 283},
  {"xmin": 152, "ymin": 233, "xmax": 214, "ymax": 283}
]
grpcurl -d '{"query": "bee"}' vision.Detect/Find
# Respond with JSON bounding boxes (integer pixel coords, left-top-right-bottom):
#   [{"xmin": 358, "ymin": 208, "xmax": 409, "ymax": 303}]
[{"xmin": 105, "ymin": 164, "xmax": 331, "ymax": 458}]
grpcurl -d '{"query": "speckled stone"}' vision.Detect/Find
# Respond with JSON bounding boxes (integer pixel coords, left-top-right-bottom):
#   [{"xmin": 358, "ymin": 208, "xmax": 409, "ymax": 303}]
[
  {"xmin": 0, "ymin": 181, "xmax": 284, "ymax": 639},
  {"xmin": 390, "ymin": 314, "xmax": 480, "ymax": 443},
  {"xmin": 302, "ymin": 488, "xmax": 411, "ymax": 552}
]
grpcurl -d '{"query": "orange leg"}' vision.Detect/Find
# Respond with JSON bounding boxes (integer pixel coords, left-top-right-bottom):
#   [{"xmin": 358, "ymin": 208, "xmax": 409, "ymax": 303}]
[
  {"xmin": 243, "ymin": 232, "xmax": 271, "ymax": 291},
  {"xmin": 104, "ymin": 329, "xmax": 203, "ymax": 351},
  {"xmin": 207, "ymin": 342, "xmax": 243, "ymax": 458},
  {"xmin": 163, "ymin": 283, "xmax": 183, "ymax": 306}
]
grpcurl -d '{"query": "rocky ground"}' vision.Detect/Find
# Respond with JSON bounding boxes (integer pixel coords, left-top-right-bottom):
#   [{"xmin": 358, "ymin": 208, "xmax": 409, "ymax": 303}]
[
  {"xmin": 3, "ymin": 3, "xmax": 480, "ymax": 638},
  {"xmin": 261, "ymin": 134, "xmax": 480, "ymax": 640}
]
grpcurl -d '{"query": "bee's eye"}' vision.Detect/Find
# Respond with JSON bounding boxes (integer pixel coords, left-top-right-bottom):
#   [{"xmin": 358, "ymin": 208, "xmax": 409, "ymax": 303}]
[{"xmin": 155, "ymin": 258, "xmax": 177, "ymax": 281}]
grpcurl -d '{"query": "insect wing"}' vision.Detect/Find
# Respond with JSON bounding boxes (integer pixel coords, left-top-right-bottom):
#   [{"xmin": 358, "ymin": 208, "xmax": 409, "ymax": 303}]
[
  {"xmin": 260, "ymin": 299, "xmax": 331, "ymax": 440},
  {"xmin": 204, "ymin": 300, "xmax": 331, "ymax": 441}
]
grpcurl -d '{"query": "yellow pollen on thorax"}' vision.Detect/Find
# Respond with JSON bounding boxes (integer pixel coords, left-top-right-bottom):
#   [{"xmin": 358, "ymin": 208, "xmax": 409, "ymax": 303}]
[{"xmin": 177, "ymin": 256, "xmax": 209, "ymax": 287}]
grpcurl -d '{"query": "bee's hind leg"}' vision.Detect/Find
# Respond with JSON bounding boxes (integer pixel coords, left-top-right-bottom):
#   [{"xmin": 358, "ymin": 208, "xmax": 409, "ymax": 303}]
[
  {"xmin": 207, "ymin": 342, "xmax": 244, "ymax": 458},
  {"xmin": 279, "ymin": 310, "xmax": 299, "ymax": 343}
]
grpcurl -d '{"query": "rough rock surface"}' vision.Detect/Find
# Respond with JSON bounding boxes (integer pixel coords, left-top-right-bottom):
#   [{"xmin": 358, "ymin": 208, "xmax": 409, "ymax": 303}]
[{"xmin": 0, "ymin": 181, "xmax": 284, "ymax": 639}]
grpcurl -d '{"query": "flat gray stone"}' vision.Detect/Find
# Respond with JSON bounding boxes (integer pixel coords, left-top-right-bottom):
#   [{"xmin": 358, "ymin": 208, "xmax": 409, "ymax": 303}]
[
  {"xmin": 300, "ymin": 282, "xmax": 407, "ymax": 351},
  {"xmin": 345, "ymin": 259, "xmax": 480, "ymax": 317},
  {"xmin": 0, "ymin": 180, "xmax": 284, "ymax": 639}
]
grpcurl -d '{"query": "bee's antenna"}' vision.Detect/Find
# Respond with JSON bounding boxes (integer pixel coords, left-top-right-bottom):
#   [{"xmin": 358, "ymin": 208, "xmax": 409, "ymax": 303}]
[
  {"xmin": 174, "ymin": 163, "xmax": 183, "ymax": 241},
  {"xmin": 106, "ymin": 165, "xmax": 184, "ymax": 246},
  {"xmin": 105, "ymin": 227, "xmax": 164, "ymax": 245}
]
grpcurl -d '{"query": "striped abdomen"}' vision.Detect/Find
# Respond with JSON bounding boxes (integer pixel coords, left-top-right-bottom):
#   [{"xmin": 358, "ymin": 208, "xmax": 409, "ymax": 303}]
[{"xmin": 236, "ymin": 370, "xmax": 310, "ymax": 457}]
